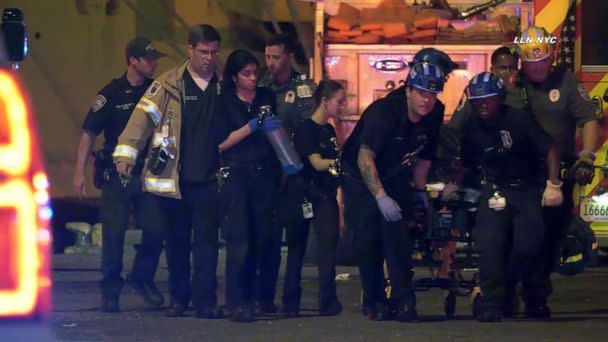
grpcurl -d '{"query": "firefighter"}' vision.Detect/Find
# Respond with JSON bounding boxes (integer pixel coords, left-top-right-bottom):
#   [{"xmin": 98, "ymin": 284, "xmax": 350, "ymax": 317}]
[
  {"xmin": 72, "ymin": 37, "xmax": 165, "ymax": 312},
  {"xmin": 514, "ymin": 26, "xmax": 599, "ymax": 318},
  {"xmin": 341, "ymin": 62, "xmax": 445, "ymax": 322},
  {"xmin": 216, "ymin": 49, "xmax": 282, "ymax": 322},
  {"xmin": 444, "ymin": 72, "xmax": 562, "ymax": 322},
  {"xmin": 281, "ymin": 80, "xmax": 346, "ymax": 317},
  {"xmin": 114, "ymin": 25, "xmax": 224, "ymax": 319}
]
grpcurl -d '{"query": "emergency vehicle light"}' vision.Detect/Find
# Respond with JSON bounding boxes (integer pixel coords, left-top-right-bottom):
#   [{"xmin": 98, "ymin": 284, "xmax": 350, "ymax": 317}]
[{"xmin": 0, "ymin": 70, "xmax": 31, "ymax": 175}]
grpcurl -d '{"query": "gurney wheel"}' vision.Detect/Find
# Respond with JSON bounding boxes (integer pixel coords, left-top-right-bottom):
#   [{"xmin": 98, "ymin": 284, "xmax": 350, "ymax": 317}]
[
  {"xmin": 472, "ymin": 293, "xmax": 482, "ymax": 318},
  {"xmin": 444, "ymin": 292, "xmax": 456, "ymax": 318}
]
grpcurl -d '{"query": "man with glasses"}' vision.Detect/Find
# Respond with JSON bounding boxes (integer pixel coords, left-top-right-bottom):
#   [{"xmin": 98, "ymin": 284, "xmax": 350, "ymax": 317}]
[{"xmin": 114, "ymin": 24, "xmax": 224, "ymax": 318}]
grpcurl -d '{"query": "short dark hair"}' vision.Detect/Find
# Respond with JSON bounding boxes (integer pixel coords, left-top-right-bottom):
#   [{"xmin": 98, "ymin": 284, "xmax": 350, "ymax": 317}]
[
  {"xmin": 222, "ymin": 49, "xmax": 259, "ymax": 91},
  {"xmin": 265, "ymin": 33, "xmax": 297, "ymax": 54},
  {"xmin": 491, "ymin": 46, "xmax": 518, "ymax": 65},
  {"xmin": 313, "ymin": 79, "xmax": 344, "ymax": 108},
  {"xmin": 188, "ymin": 24, "xmax": 221, "ymax": 46}
]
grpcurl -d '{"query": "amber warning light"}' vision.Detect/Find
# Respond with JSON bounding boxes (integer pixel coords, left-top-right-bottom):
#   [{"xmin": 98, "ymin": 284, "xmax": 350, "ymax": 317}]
[{"xmin": 0, "ymin": 69, "xmax": 52, "ymax": 319}]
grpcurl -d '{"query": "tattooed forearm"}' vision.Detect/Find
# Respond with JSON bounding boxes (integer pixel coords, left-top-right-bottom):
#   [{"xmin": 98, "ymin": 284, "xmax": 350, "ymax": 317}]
[{"xmin": 358, "ymin": 146, "xmax": 385, "ymax": 198}]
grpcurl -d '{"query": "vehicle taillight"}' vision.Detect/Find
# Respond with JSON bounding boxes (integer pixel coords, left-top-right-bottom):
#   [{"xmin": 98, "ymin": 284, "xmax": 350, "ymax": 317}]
[{"xmin": 0, "ymin": 69, "xmax": 51, "ymax": 319}]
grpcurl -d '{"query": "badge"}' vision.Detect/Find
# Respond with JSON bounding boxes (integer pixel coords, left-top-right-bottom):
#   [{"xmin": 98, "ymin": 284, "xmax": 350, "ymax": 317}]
[
  {"xmin": 455, "ymin": 93, "xmax": 467, "ymax": 112},
  {"xmin": 91, "ymin": 94, "xmax": 107, "ymax": 112},
  {"xmin": 146, "ymin": 81, "xmax": 162, "ymax": 98},
  {"xmin": 500, "ymin": 130, "xmax": 512, "ymax": 149},
  {"xmin": 285, "ymin": 90, "xmax": 296, "ymax": 103},
  {"xmin": 549, "ymin": 89, "xmax": 560, "ymax": 102},
  {"xmin": 302, "ymin": 199, "xmax": 314, "ymax": 219},
  {"xmin": 296, "ymin": 85, "xmax": 312, "ymax": 98},
  {"xmin": 577, "ymin": 83, "xmax": 591, "ymax": 101}
]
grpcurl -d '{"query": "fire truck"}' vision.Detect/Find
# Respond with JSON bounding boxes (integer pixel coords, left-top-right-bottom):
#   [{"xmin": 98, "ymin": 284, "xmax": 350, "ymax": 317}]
[{"xmin": 309, "ymin": 0, "xmax": 608, "ymax": 249}]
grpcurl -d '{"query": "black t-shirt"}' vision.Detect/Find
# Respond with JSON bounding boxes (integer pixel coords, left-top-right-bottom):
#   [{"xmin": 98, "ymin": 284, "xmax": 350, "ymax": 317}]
[
  {"xmin": 460, "ymin": 106, "xmax": 554, "ymax": 186},
  {"xmin": 83, "ymin": 74, "xmax": 152, "ymax": 152},
  {"xmin": 342, "ymin": 91, "xmax": 443, "ymax": 194},
  {"xmin": 179, "ymin": 70, "xmax": 221, "ymax": 183},
  {"xmin": 294, "ymin": 118, "xmax": 340, "ymax": 194},
  {"xmin": 216, "ymin": 86, "xmax": 278, "ymax": 166}
]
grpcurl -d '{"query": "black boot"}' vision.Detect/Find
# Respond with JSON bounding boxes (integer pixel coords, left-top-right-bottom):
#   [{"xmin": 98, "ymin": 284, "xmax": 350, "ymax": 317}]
[
  {"xmin": 100, "ymin": 297, "xmax": 120, "ymax": 313},
  {"xmin": 166, "ymin": 302, "xmax": 187, "ymax": 317},
  {"xmin": 127, "ymin": 277, "xmax": 164, "ymax": 307},
  {"xmin": 231, "ymin": 304, "xmax": 255, "ymax": 323}
]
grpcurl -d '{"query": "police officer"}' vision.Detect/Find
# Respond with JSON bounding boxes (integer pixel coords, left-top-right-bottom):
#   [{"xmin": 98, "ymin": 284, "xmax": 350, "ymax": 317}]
[
  {"xmin": 114, "ymin": 25, "xmax": 224, "ymax": 318},
  {"xmin": 444, "ymin": 72, "xmax": 563, "ymax": 322},
  {"xmin": 341, "ymin": 62, "xmax": 445, "ymax": 322},
  {"xmin": 514, "ymin": 27, "xmax": 599, "ymax": 318},
  {"xmin": 216, "ymin": 49, "xmax": 282, "ymax": 322},
  {"xmin": 72, "ymin": 37, "xmax": 165, "ymax": 312},
  {"xmin": 260, "ymin": 33, "xmax": 316, "ymax": 136},
  {"xmin": 281, "ymin": 80, "xmax": 346, "ymax": 317}
]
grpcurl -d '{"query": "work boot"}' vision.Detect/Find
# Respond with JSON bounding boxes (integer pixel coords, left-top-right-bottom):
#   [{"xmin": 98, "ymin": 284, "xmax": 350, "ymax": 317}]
[
  {"xmin": 100, "ymin": 297, "xmax": 120, "ymax": 313},
  {"xmin": 230, "ymin": 304, "xmax": 255, "ymax": 323},
  {"xmin": 127, "ymin": 278, "xmax": 164, "ymax": 307},
  {"xmin": 258, "ymin": 301, "xmax": 278, "ymax": 315},
  {"xmin": 395, "ymin": 304, "xmax": 418, "ymax": 322},
  {"xmin": 319, "ymin": 300, "xmax": 343, "ymax": 317},
  {"xmin": 166, "ymin": 302, "xmax": 187, "ymax": 317},
  {"xmin": 367, "ymin": 302, "xmax": 392, "ymax": 321}
]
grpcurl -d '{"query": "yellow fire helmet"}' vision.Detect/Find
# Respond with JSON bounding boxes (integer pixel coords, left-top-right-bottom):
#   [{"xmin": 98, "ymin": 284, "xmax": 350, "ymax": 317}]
[{"xmin": 515, "ymin": 26, "xmax": 555, "ymax": 62}]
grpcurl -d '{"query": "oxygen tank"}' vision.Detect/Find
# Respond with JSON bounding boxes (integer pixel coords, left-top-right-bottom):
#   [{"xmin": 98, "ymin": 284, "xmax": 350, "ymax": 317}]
[{"xmin": 258, "ymin": 105, "xmax": 303, "ymax": 176}]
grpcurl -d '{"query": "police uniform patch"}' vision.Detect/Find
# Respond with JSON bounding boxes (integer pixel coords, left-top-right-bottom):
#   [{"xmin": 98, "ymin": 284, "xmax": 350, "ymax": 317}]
[
  {"xmin": 285, "ymin": 90, "xmax": 296, "ymax": 103},
  {"xmin": 296, "ymin": 85, "xmax": 312, "ymax": 98},
  {"xmin": 549, "ymin": 89, "xmax": 560, "ymax": 102},
  {"xmin": 146, "ymin": 81, "xmax": 162, "ymax": 98},
  {"xmin": 456, "ymin": 93, "xmax": 467, "ymax": 111},
  {"xmin": 91, "ymin": 94, "xmax": 107, "ymax": 112},
  {"xmin": 577, "ymin": 83, "xmax": 591, "ymax": 101}
]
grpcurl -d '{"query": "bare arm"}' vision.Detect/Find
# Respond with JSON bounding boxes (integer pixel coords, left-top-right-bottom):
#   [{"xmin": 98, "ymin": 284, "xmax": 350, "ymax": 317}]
[
  {"xmin": 73, "ymin": 130, "xmax": 96, "ymax": 196},
  {"xmin": 412, "ymin": 159, "xmax": 432, "ymax": 190},
  {"xmin": 357, "ymin": 145, "xmax": 386, "ymax": 199},
  {"xmin": 308, "ymin": 153, "xmax": 335, "ymax": 172},
  {"xmin": 218, "ymin": 124, "xmax": 254, "ymax": 153},
  {"xmin": 546, "ymin": 145, "xmax": 560, "ymax": 184}
]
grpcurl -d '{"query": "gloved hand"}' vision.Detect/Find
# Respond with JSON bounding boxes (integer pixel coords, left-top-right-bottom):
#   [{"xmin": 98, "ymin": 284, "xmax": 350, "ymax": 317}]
[
  {"xmin": 542, "ymin": 180, "xmax": 564, "ymax": 207},
  {"xmin": 572, "ymin": 153, "xmax": 595, "ymax": 185},
  {"xmin": 247, "ymin": 118, "xmax": 260, "ymax": 132},
  {"xmin": 413, "ymin": 189, "xmax": 429, "ymax": 209},
  {"xmin": 376, "ymin": 195, "xmax": 402, "ymax": 222},
  {"xmin": 441, "ymin": 183, "xmax": 460, "ymax": 201},
  {"xmin": 260, "ymin": 116, "xmax": 282, "ymax": 132}
]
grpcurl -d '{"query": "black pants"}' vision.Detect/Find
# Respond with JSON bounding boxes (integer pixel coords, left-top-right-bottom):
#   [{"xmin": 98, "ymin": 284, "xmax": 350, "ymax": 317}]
[
  {"xmin": 343, "ymin": 179, "xmax": 415, "ymax": 309},
  {"xmin": 475, "ymin": 186, "xmax": 545, "ymax": 312},
  {"xmin": 145, "ymin": 181, "xmax": 220, "ymax": 308},
  {"xmin": 282, "ymin": 195, "xmax": 339, "ymax": 311},
  {"xmin": 220, "ymin": 165, "xmax": 281, "ymax": 309},
  {"xmin": 99, "ymin": 176, "xmax": 164, "ymax": 299}
]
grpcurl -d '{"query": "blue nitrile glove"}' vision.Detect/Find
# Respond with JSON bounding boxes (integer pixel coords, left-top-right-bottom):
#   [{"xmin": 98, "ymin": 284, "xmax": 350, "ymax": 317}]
[
  {"xmin": 261, "ymin": 116, "xmax": 282, "ymax": 132},
  {"xmin": 376, "ymin": 195, "xmax": 402, "ymax": 222},
  {"xmin": 247, "ymin": 118, "xmax": 260, "ymax": 132}
]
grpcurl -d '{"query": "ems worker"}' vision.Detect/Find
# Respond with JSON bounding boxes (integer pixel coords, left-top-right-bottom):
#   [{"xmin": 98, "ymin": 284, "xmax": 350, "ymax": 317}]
[
  {"xmin": 281, "ymin": 80, "xmax": 346, "ymax": 317},
  {"xmin": 445, "ymin": 72, "xmax": 563, "ymax": 322},
  {"xmin": 72, "ymin": 37, "xmax": 165, "ymax": 312},
  {"xmin": 216, "ymin": 49, "xmax": 282, "ymax": 322},
  {"xmin": 114, "ymin": 25, "xmax": 224, "ymax": 319},
  {"xmin": 341, "ymin": 62, "xmax": 445, "ymax": 322},
  {"xmin": 449, "ymin": 46, "xmax": 522, "ymax": 132},
  {"xmin": 259, "ymin": 33, "xmax": 316, "ymax": 136},
  {"xmin": 514, "ymin": 27, "xmax": 599, "ymax": 318}
]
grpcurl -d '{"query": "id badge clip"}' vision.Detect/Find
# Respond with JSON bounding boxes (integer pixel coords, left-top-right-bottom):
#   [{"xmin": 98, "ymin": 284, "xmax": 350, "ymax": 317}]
[{"xmin": 302, "ymin": 198, "xmax": 314, "ymax": 219}]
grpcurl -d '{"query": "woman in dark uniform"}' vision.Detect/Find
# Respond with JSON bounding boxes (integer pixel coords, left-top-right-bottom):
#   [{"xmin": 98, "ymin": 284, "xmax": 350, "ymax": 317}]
[
  {"xmin": 281, "ymin": 80, "xmax": 346, "ymax": 317},
  {"xmin": 216, "ymin": 49, "xmax": 283, "ymax": 322}
]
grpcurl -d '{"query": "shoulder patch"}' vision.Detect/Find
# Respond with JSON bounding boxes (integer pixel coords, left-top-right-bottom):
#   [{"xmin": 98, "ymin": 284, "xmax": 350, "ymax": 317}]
[
  {"xmin": 455, "ymin": 93, "xmax": 467, "ymax": 112},
  {"xmin": 577, "ymin": 83, "xmax": 591, "ymax": 101},
  {"xmin": 296, "ymin": 84, "xmax": 312, "ymax": 98},
  {"xmin": 91, "ymin": 94, "xmax": 107, "ymax": 112},
  {"xmin": 146, "ymin": 81, "xmax": 162, "ymax": 98}
]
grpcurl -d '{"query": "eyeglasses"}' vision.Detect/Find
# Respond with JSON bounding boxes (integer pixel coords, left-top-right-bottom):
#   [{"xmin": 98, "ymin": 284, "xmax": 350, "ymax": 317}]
[{"xmin": 193, "ymin": 48, "xmax": 219, "ymax": 58}]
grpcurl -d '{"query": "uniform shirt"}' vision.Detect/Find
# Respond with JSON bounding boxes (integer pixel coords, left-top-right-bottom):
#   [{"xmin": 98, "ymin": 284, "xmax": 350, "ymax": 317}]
[
  {"xmin": 83, "ymin": 74, "xmax": 152, "ymax": 152},
  {"xmin": 179, "ymin": 69, "xmax": 221, "ymax": 183},
  {"xmin": 259, "ymin": 70, "xmax": 316, "ymax": 136},
  {"xmin": 450, "ymin": 68, "xmax": 596, "ymax": 159},
  {"xmin": 294, "ymin": 118, "xmax": 340, "ymax": 195},
  {"xmin": 216, "ymin": 86, "xmax": 278, "ymax": 166},
  {"xmin": 461, "ymin": 106, "xmax": 554, "ymax": 187},
  {"xmin": 341, "ymin": 91, "xmax": 443, "ymax": 196}
]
